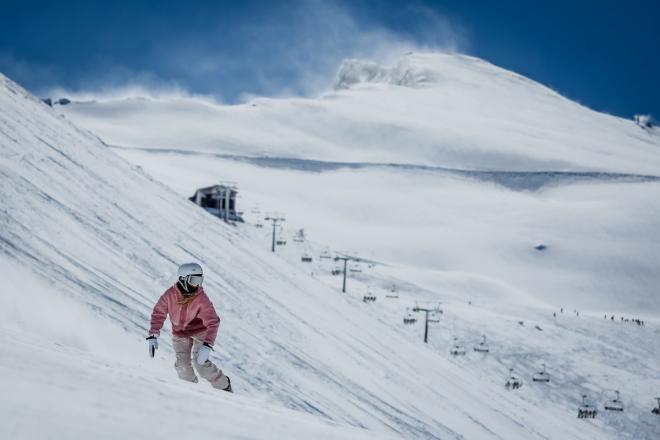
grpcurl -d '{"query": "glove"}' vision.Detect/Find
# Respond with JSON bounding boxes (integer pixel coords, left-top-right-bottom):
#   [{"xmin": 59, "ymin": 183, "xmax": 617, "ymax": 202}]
[
  {"xmin": 197, "ymin": 343, "xmax": 213, "ymax": 364},
  {"xmin": 146, "ymin": 335, "xmax": 158, "ymax": 358}
]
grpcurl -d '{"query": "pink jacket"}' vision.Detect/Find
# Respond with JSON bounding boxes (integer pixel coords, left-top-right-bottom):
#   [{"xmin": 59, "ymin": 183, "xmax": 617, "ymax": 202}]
[{"xmin": 148, "ymin": 284, "xmax": 220, "ymax": 345}]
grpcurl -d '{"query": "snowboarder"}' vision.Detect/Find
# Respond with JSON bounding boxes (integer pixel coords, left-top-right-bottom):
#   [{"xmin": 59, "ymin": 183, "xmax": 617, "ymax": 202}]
[{"xmin": 146, "ymin": 262, "xmax": 232, "ymax": 392}]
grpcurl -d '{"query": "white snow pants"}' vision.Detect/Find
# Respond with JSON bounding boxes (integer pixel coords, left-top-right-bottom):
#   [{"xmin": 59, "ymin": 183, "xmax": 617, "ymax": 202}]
[{"xmin": 172, "ymin": 333, "xmax": 229, "ymax": 390}]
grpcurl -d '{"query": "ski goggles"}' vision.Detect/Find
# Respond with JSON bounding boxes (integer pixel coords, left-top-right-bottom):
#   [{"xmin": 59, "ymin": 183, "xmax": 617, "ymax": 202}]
[{"xmin": 186, "ymin": 274, "xmax": 204, "ymax": 287}]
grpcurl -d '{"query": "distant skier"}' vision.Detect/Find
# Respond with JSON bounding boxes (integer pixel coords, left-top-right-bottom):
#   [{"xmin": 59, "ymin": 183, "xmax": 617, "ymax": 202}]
[{"xmin": 146, "ymin": 262, "xmax": 232, "ymax": 392}]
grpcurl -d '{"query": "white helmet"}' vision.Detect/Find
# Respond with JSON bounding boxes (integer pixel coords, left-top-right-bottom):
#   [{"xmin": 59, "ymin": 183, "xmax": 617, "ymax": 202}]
[{"xmin": 177, "ymin": 262, "xmax": 203, "ymax": 294}]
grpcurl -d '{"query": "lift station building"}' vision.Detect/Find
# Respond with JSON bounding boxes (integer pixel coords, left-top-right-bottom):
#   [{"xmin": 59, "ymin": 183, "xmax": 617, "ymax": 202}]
[{"xmin": 189, "ymin": 184, "xmax": 244, "ymax": 222}]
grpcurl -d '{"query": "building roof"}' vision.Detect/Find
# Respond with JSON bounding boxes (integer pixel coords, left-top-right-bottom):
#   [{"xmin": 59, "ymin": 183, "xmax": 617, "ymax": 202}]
[{"xmin": 193, "ymin": 184, "xmax": 238, "ymax": 196}]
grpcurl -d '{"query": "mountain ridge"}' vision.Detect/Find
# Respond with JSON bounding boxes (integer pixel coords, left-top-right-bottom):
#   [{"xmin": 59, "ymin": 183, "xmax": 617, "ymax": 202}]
[{"xmin": 56, "ymin": 52, "xmax": 660, "ymax": 174}]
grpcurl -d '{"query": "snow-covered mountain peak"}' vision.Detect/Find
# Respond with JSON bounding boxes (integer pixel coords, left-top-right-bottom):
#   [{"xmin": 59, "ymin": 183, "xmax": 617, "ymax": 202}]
[
  {"xmin": 333, "ymin": 53, "xmax": 443, "ymax": 89},
  {"xmin": 58, "ymin": 50, "xmax": 660, "ymax": 174},
  {"xmin": 332, "ymin": 52, "xmax": 552, "ymax": 94}
]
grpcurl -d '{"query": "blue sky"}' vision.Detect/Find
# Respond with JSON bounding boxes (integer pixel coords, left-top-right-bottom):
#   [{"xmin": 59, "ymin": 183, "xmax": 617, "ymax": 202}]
[{"xmin": 0, "ymin": 0, "xmax": 658, "ymax": 118}]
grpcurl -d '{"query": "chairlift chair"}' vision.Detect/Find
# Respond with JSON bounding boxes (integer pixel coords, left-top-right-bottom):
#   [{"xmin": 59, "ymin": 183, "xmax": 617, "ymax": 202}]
[
  {"xmin": 251, "ymin": 207, "xmax": 261, "ymax": 223},
  {"xmin": 403, "ymin": 308, "xmax": 417, "ymax": 325},
  {"xmin": 450, "ymin": 338, "xmax": 466, "ymax": 356},
  {"xmin": 532, "ymin": 364, "xmax": 550, "ymax": 383},
  {"xmin": 320, "ymin": 250, "xmax": 332, "ymax": 260},
  {"xmin": 293, "ymin": 229, "xmax": 306, "ymax": 242},
  {"xmin": 301, "ymin": 253, "xmax": 313, "ymax": 263},
  {"xmin": 604, "ymin": 390, "xmax": 624, "ymax": 412},
  {"xmin": 276, "ymin": 239, "xmax": 287, "ymax": 246},
  {"xmin": 505, "ymin": 368, "xmax": 523, "ymax": 390},
  {"xmin": 652, "ymin": 397, "xmax": 660, "ymax": 415},
  {"xmin": 331, "ymin": 267, "xmax": 342, "ymax": 276},
  {"xmin": 473, "ymin": 335, "xmax": 490, "ymax": 353},
  {"xmin": 577, "ymin": 394, "xmax": 597, "ymax": 419},
  {"xmin": 362, "ymin": 289, "xmax": 376, "ymax": 303}
]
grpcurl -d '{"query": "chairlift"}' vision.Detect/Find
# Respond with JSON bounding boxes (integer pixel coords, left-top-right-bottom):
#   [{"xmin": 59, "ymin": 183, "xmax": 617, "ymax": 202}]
[
  {"xmin": 603, "ymin": 390, "xmax": 624, "ymax": 412},
  {"xmin": 362, "ymin": 294, "xmax": 377, "ymax": 303},
  {"xmin": 403, "ymin": 308, "xmax": 417, "ymax": 325},
  {"xmin": 505, "ymin": 368, "xmax": 523, "ymax": 390},
  {"xmin": 293, "ymin": 229, "xmax": 306, "ymax": 243},
  {"xmin": 577, "ymin": 394, "xmax": 597, "ymax": 419},
  {"xmin": 532, "ymin": 363, "xmax": 550, "ymax": 383},
  {"xmin": 331, "ymin": 266, "xmax": 342, "ymax": 276},
  {"xmin": 473, "ymin": 335, "xmax": 490, "ymax": 353},
  {"xmin": 252, "ymin": 208, "xmax": 263, "ymax": 227},
  {"xmin": 349, "ymin": 264, "xmax": 362, "ymax": 273},
  {"xmin": 276, "ymin": 239, "xmax": 287, "ymax": 246},
  {"xmin": 450, "ymin": 337, "xmax": 466, "ymax": 356},
  {"xmin": 301, "ymin": 253, "xmax": 313, "ymax": 263},
  {"xmin": 362, "ymin": 287, "xmax": 376, "ymax": 303},
  {"xmin": 652, "ymin": 397, "xmax": 660, "ymax": 415},
  {"xmin": 319, "ymin": 250, "xmax": 332, "ymax": 260}
]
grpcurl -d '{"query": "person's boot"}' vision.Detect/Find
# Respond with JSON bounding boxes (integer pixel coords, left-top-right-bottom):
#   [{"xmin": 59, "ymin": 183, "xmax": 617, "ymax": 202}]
[{"xmin": 223, "ymin": 376, "xmax": 233, "ymax": 393}]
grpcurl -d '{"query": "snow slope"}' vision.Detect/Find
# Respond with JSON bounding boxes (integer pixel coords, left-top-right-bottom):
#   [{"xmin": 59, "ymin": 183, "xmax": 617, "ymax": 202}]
[
  {"xmin": 112, "ymin": 147, "xmax": 660, "ymax": 315},
  {"xmin": 2, "ymin": 50, "xmax": 660, "ymax": 440},
  {"xmin": 57, "ymin": 52, "xmax": 660, "ymax": 315},
  {"xmin": 59, "ymin": 52, "xmax": 660, "ymax": 174},
  {"xmin": 0, "ymin": 75, "xmax": 616, "ymax": 439}
]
